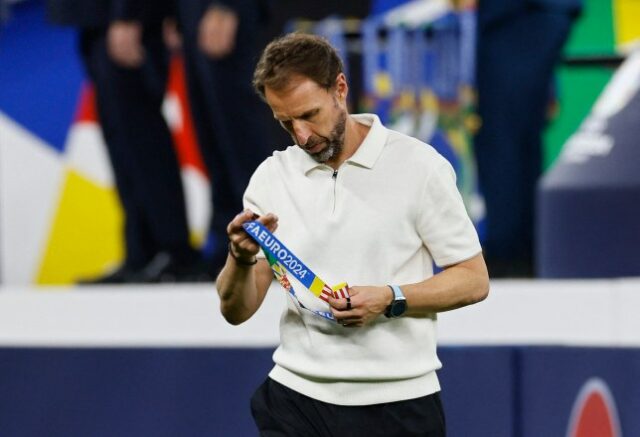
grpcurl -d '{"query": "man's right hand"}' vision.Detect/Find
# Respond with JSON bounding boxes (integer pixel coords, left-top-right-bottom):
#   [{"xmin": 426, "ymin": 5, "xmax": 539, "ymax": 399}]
[
  {"xmin": 227, "ymin": 210, "xmax": 278, "ymax": 263},
  {"xmin": 107, "ymin": 20, "xmax": 145, "ymax": 68},
  {"xmin": 163, "ymin": 18, "xmax": 182, "ymax": 52},
  {"xmin": 217, "ymin": 210, "xmax": 278, "ymax": 325}
]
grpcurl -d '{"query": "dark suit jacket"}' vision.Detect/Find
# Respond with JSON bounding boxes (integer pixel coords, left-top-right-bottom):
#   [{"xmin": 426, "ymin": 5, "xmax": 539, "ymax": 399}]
[{"xmin": 47, "ymin": 0, "xmax": 173, "ymax": 28}]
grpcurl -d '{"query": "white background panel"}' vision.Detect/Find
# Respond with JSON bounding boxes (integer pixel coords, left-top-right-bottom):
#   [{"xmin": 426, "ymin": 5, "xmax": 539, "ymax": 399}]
[
  {"xmin": 0, "ymin": 279, "xmax": 639, "ymax": 347},
  {"xmin": 0, "ymin": 112, "xmax": 64, "ymax": 284},
  {"xmin": 614, "ymin": 279, "xmax": 640, "ymax": 345},
  {"xmin": 438, "ymin": 280, "xmax": 619, "ymax": 346},
  {"xmin": 181, "ymin": 166, "xmax": 211, "ymax": 238},
  {"xmin": 0, "ymin": 284, "xmax": 283, "ymax": 347},
  {"xmin": 64, "ymin": 122, "xmax": 113, "ymax": 187}
]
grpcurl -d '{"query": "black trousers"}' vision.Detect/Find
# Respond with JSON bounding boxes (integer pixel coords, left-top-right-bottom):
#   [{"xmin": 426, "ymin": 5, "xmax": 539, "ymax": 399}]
[
  {"xmin": 474, "ymin": 4, "xmax": 577, "ymax": 271},
  {"xmin": 251, "ymin": 378, "xmax": 446, "ymax": 437},
  {"xmin": 79, "ymin": 27, "xmax": 197, "ymax": 268},
  {"xmin": 176, "ymin": 0, "xmax": 272, "ymax": 265}
]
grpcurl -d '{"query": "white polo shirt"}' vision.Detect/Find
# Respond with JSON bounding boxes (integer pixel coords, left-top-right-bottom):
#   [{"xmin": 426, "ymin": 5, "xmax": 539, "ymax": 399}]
[{"xmin": 243, "ymin": 113, "xmax": 481, "ymax": 406}]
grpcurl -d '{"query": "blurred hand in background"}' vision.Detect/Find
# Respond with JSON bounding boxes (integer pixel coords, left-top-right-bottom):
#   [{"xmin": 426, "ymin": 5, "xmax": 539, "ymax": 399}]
[
  {"xmin": 163, "ymin": 17, "xmax": 182, "ymax": 52},
  {"xmin": 107, "ymin": 20, "xmax": 144, "ymax": 68},
  {"xmin": 198, "ymin": 6, "xmax": 238, "ymax": 58}
]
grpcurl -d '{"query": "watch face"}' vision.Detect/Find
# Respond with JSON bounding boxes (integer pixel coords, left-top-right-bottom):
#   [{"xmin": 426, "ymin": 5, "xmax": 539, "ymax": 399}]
[{"xmin": 391, "ymin": 300, "xmax": 407, "ymax": 317}]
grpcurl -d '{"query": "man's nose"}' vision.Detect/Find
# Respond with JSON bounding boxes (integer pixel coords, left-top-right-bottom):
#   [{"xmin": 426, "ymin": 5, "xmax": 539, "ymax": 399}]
[{"xmin": 292, "ymin": 120, "xmax": 312, "ymax": 145}]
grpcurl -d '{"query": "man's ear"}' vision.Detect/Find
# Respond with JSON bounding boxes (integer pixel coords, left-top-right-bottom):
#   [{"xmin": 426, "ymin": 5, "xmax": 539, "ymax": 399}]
[{"xmin": 335, "ymin": 73, "xmax": 348, "ymax": 100}]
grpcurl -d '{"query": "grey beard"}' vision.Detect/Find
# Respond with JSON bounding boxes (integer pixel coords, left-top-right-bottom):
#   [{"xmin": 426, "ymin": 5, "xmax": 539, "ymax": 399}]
[
  {"xmin": 303, "ymin": 107, "xmax": 347, "ymax": 163},
  {"xmin": 310, "ymin": 142, "xmax": 341, "ymax": 163}
]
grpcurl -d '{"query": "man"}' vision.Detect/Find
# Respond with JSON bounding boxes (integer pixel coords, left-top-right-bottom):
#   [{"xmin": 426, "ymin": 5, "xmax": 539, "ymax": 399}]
[
  {"xmin": 174, "ymin": 0, "xmax": 272, "ymax": 274},
  {"xmin": 48, "ymin": 0, "xmax": 202, "ymax": 282},
  {"xmin": 216, "ymin": 34, "xmax": 489, "ymax": 436}
]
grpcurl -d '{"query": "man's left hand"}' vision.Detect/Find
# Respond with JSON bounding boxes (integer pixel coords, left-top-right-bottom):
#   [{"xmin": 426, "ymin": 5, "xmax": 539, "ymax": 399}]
[{"xmin": 328, "ymin": 286, "xmax": 392, "ymax": 328}]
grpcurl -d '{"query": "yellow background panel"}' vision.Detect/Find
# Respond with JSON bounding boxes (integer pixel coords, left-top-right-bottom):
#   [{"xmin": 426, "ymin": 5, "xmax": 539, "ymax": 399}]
[
  {"xmin": 37, "ymin": 170, "xmax": 123, "ymax": 285},
  {"xmin": 613, "ymin": 0, "xmax": 640, "ymax": 48}
]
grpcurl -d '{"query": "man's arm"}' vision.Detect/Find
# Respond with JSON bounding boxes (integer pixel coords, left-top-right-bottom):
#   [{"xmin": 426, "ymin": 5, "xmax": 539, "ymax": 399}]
[
  {"xmin": 402, "ymin": 252, "xmax": 489, "ymax": 315},
  {"xmin": 329, "ymin": 252, "xmax": 489, "ymax": 326},
  {"xmin": 215, "ymin": 210, "xmax": 278, "ymax": 325}
]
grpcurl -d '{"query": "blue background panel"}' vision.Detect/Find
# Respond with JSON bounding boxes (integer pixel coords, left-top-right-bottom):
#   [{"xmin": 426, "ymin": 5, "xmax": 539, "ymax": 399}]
[
  {"xmin": 0, "ymin": 0, "xmax": 84, "ymax": 152},
  {"xmin": 1, "ymin": 346, "xmax": 639, "ymax": 436},
  {"xmin": 439, "ymin": 347, "xmax": 516, "ymax": 437},
  {"xmin": 0, "ymin": 347, "xmax": 517, "ymax": 437},
  {"xmin": 0, "ymin": 348, "xmax": 274, "ymax": 437},
  {"xmin": 519, "ymin": 347, "xmax": 640, "ymax": 437}
]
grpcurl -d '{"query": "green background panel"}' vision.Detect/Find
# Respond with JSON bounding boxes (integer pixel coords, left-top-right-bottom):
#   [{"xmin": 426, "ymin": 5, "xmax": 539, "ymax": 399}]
[
  {"xmin": 543, "ymin": 66, "xmax": 613, "ymax": 169},
  {"xmin": 564, "ymin": 0, "xmax": 615, "ymax": 56},
  {"xmin": 543, "ymin": 0, "xmax": 616, "ymax": 170}
]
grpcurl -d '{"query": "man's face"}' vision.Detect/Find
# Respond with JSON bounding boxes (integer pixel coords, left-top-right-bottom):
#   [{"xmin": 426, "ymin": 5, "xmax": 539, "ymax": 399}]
[{"xmin": 265, "ymin": 75, "xmax": 347, "ymax": 165}]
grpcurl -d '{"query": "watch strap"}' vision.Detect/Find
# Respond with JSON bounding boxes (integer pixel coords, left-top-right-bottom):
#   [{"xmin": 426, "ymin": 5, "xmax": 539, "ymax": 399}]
[{"xmin": 385, "ymin": 284, "xmax": 406, "ymax": 318}]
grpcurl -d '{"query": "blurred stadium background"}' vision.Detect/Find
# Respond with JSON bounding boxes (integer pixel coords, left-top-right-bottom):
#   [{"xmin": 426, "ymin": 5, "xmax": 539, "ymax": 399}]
[{"xmin": 1, "ymin": 0, "xmax": 639, "ymax": 435}]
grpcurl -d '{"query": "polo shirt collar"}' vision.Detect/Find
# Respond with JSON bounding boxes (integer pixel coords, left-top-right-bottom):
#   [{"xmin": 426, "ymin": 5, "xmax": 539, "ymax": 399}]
[
  {"xmin": 346, "ymin": 113, "xmax": 387, "ymax": 169},
  {"xmin": 300, "ymin": 113, "xmax": 388, "ymax": 174}
]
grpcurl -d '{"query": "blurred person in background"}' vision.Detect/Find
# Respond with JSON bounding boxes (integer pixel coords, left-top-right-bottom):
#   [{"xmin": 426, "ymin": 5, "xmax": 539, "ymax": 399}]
[
  {"xmin": 173, "ymin": 0, "xmax": 272, "ymax": 276},
  {"xmin": 47, "ymin": 0, "xmax": 204, "ymax": 283},
  {"xmin": 474, "ymin": 0, "xmax": 582, "ymax": 277}
]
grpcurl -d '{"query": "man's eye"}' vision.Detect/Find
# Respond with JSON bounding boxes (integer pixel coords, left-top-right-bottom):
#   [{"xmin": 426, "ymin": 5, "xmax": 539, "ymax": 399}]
[{"xmin": 301, "ymin": 111, "xmax": 317, "ymax": 121}]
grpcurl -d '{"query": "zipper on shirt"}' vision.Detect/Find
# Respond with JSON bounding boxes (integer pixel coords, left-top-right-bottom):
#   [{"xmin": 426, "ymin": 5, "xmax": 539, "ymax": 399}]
[{"xmin": 332, "ymin": 170, "xmax": 338, "ymax": 212}]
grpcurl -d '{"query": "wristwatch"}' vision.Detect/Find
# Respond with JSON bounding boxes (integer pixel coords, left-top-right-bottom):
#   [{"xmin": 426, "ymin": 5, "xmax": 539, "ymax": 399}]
[{"xmin": 385, "ymin": 285, "xmax": 407, "ymax": 318}]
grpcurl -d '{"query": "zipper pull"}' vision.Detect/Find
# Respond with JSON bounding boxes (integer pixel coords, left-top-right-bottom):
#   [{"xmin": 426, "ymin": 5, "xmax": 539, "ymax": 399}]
[{"xmin": 332, "ymin": 170, "xmax": 338, "ymax": 179}]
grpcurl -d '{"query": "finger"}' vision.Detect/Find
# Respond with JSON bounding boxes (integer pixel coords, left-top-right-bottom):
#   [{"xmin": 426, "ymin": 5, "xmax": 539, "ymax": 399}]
[
  {"xmin": 246, "ymin": 209, "xmax": 260, "ymax": 219},
  {"xmin": 338, "ymin": 319, "xmax": 362, "ymax": 328},
  {"xmin": 247, "ymin": 212, "xmax": 278, "ymax": 233},
  {"xmin": 229, "ymin": 236, "xmax": 260, "ymax": 260},
  {"xmin": 233, "ymin": 235, "xmax": 259, "ymax": 251},
  {"xmin": 328, "ymin": 296, "xmax": 351, "ymax": 311},
  {"xmin": 259, "ymin": 213, "xmax": 279, "ymax": 230},
  {"xmin": 229, "ymin": 212, "xmax": 260, "ymax": 239},
  {"xmin": 342, "ymin": 322, "xmax": 362, "ymax": 328},
  {"xmin": 229, "ymin": 229, "xmax": 261, "ymax": 251},
  {"xmin": 237, "ymin": 209, "xmax": 257, "ymax": 223},
  {"xmin": 227, "ymin": 210, "xmax": 256, "ymax": 233},
  {"xmin": 331, "ymin": 307, "xmax": 359, "ymax": 322},
  {"xmin": 228, "ymin": 232, "xmax": 251, "ymax": 246}
]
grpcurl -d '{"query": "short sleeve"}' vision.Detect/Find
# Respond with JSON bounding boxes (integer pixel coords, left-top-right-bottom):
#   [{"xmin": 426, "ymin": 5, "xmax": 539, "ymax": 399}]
[
  {"xmin": 242, "ymin": 160, "xmax": 274, "ymax": 259},
  {"xmin": 242, "ymin": 159, "xmax": 272, "ymax": 217},
  {"xmin": 417, "ymin": 159, "xmax": 482, "ymax": 267}
]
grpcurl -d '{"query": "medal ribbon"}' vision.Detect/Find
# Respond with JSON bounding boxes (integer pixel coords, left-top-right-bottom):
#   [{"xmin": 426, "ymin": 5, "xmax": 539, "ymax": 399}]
[{"xmin": 242, "ymin": 220, "xmax": 349, "ymax": 322}]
